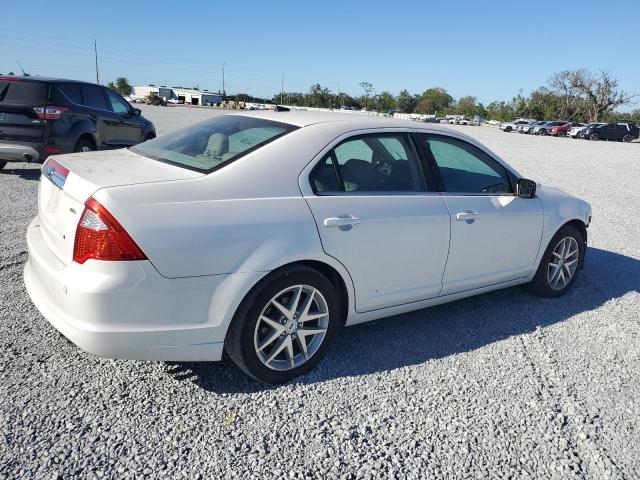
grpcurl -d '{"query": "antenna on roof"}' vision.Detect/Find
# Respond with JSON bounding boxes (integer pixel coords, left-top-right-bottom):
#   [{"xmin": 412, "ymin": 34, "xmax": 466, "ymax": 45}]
[{"xmin": 17, "ymin": 60, "xmax": 29, "ymax": 76}]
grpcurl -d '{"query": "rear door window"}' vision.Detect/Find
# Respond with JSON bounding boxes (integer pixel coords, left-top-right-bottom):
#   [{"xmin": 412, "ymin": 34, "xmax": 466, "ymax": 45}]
[
  {"xmin": 81, "ymin": 84, "xmax": 108, "ymax": 110},
  {"xmin": 310, "ymin": 133, "xmax": 423, "ymax": 193}
]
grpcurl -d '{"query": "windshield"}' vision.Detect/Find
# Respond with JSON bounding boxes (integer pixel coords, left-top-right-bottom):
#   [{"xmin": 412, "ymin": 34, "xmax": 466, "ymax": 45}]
[{"xmin": 131, "ymin": 115, "xmax": 298, "ymax": 173}]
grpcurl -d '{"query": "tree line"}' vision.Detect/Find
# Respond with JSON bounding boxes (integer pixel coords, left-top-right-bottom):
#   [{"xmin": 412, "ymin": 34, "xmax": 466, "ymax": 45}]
[
  {"xmin": 107, "ymin": 69, "xmax": 637, "ymax": 123},
  {"xmin": 271, "ymin": 69, "xmax": 638, "ymax": 123}
]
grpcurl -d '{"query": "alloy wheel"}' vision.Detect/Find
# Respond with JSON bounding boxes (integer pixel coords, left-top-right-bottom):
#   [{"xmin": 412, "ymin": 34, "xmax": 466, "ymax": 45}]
[
  {"xmin": 80, "ymin": 146, "xmax": 92, "ymax": 152},
  {"xmin": 547, "ymin": 237, "xmax": 579, "ymax": 290},
  {"xmin": 253, "ymin": 285, "xmax": 329, "ymax": 371}
]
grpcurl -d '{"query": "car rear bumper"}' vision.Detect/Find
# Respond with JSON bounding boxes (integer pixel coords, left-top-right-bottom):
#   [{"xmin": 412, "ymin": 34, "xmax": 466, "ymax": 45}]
[
  {"xmin": 0, "ymin": 141, "xmax": 42, "ymax": 162},
  {"xmin": 24, "ymin": 216, "xmax": 229, "ymax": 361}
]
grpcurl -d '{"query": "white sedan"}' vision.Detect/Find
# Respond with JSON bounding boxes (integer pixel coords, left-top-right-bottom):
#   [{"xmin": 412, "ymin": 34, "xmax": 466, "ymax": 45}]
[{"xmin": 25, "ymin": 112, "xmax": 592, "ymax": 383}]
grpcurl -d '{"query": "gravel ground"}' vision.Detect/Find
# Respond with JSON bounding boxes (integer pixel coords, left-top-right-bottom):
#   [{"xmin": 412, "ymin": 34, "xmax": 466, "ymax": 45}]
[{"xmin": 1, "ymin": 105, "xmax": 639, "ymax": 479}]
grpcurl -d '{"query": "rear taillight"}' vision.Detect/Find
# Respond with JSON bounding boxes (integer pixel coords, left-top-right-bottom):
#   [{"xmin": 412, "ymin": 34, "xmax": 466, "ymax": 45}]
[
  {"xmin": 33, "ymin": 106, "xmax": 69, "ymax": 120},
  {"xmin": 73, "ymin": 197, "xmax": 147, "ymax": 264}
]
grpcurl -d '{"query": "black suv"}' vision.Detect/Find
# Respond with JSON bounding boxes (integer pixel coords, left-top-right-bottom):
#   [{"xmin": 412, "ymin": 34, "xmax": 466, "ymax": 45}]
[
  {"xmin": 584, "ymin": 122, "xmax": 639, "ymax": 142},
  {"xmin": 0, "ymin": 76, "xmax": 155, "ymax": 170}
]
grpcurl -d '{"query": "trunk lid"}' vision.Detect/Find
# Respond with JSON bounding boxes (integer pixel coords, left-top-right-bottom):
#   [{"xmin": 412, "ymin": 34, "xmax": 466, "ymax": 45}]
[
  {"xmin": 0, "ymin": 78, "xmax": 49, "ymax": 143},
  {"xmin": 37, "ymin": 148, "xmax": 203, "ymax": 265}
]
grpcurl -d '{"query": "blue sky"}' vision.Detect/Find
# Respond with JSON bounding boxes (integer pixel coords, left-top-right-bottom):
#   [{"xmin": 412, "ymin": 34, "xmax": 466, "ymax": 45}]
[{"xmin": 1, "ymin": 0, "xmax": 638, "ymax": 106}]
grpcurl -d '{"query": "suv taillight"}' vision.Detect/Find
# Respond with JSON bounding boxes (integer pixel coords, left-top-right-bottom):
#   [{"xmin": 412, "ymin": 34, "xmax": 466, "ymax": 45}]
[
  {"xmin": 34, "ymin": 106, "xmax": 69, "ymax": 120},
  {"xmin": 73, "ymin": 197, "xmax": 147, "ymax": 264}
]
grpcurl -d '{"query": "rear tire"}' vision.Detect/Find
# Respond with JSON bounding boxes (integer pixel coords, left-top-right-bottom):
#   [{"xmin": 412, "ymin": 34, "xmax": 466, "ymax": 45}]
[
  {"xmin": 527, "ymin": 225, "xmax": 585, "ymax": 298},
  {"xmin": 622, "ymin": 133, "xmax": 633, "ymax": 143},
  {"xmin": 225, "ymin": 265, "xmax": 342, "ymax": 384},
  {"xmin": 590, "ymin": 133, "xmax": 599, "ymax": 141},
  {"xmin": 539, "ymin": 129, "xmax": 547, "ymax": 136},
  {"xmin": 74, "ymin": 138, "xmax": 94, "ymax": 153}
]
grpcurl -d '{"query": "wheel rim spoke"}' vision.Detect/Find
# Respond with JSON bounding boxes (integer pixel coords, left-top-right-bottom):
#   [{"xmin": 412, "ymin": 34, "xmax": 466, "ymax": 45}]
[
  {"xmin": 257, "ymin": 329, "xmax": 282, "ymax": 353},
  {"xmin": 260, "ymin": 315, "xmax": 284, "ymax": 332},
  {"xmin": 271, "ymin": 299, "xmax": 291, "ymax": 320},
  {"xmin": 298, "ymin": 327, "xmax": 327, "ymax": 337},
  {"xmin": 265, "ymin": 336, "xmax": 290, "ymax": 365}
]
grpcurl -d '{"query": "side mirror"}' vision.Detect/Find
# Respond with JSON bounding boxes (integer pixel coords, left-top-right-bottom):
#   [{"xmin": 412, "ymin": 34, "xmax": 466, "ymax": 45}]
[
  {"xmin": 517, "ymin": 178, "xmax": 536, "ymax": 198},
  {"xmin": 132, "ymin": 108, "xmax": 141, "ymax": 116}
]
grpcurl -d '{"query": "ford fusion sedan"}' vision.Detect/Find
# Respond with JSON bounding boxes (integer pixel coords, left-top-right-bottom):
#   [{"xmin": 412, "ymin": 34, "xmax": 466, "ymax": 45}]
[{"xmin": 24, "ymin": 112, "xmax": 592, "ymax": 383}]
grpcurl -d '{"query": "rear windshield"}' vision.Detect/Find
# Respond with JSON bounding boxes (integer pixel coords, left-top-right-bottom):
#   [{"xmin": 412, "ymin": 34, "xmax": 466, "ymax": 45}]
[
  {"xmin": 131, "ymin": 115, "xmax": 298, "ymax": 173},
  {"xmin": 0, "ymin": 79, "xmax": 50, "ymax": 104}
]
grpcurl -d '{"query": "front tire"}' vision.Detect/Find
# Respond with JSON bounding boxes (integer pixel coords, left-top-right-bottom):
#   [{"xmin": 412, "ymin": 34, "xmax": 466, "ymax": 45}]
[
  {"xmin": 590, "ymin": 132, "xmax": 599, "ymax": 141},
  {"xmin": 538, "ymin": 129, "xmax": 547, "ymax": 136},
  {"xmin": 225, "ymin": 265, "xmax": 342, "ymax": 384},
  {"xmin": 528, "ymin": 225, "xmax": 585, "ymax": 297},
  {"xmin": 622, "ymin": 133, "xmax": 633, "ymax": 143},
  {"xmin": 505, "ymin": 126, "xmax": 512, "ymax": 132}
]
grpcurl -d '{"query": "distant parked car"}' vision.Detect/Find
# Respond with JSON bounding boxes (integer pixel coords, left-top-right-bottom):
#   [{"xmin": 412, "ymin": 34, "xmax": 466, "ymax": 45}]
[
  {"xmin": 500, "ymin": 118, "xmax": 534, "ymax": 132},
  {"xmin": 534, "ymin": 121, "xmax": 568, "ymax": 136},
  {"xmin": 569, "ymin": 122, "xmax": 604, "ymax": 139},
  {"xmin": 521, "ymin": 121, "xmax": 546, "ymax": 134},
  {"xmin": 550, "ymin": 122, "xmax": 583, "ymax": 137},
  {"xmin": 586, "ymin": 122, "xmax": 639, "ymax": 142},
  {"xmin": 0, "ymin": 76, "xmax": 155, "ymax": 171}
]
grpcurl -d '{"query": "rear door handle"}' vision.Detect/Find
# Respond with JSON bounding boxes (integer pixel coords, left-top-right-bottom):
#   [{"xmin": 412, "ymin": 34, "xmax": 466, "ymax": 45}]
[
  {"xmin": 324, "ymin": 216, "xmax": 360, "ymax": 228},
  {"xmin": 456, "ymin": 210, "xmax": 480, "ymax": 221}
]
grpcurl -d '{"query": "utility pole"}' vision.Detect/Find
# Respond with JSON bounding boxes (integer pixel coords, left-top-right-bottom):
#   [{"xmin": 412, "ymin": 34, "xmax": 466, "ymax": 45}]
[
  {"xmin": 222, "ymin": 61, "xmax": 225, "ymax": 99},
  {"xmin": 94, "ymin": 39, "xmax": 100, "ymax": 84},
  {"xmin": 280, "ymin": 72, "xmax": 284, "ymax": 106}
]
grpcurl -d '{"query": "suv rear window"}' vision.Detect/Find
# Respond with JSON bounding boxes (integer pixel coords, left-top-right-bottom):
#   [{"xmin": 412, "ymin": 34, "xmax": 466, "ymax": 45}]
[
  {"xmin": 0, "ymin": 79, "xmax": 50, "ymax": 104},
  {"xmin": 131, "ymin": 115, "xmax": 298, "ymax": 173}
]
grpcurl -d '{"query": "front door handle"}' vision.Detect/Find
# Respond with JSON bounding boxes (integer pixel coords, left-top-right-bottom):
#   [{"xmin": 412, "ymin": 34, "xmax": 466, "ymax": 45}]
[
  {"xmin": 456, "ymin": 210, "xmax": 480, "ymax": 222},
  {"xmin": 324, "ymin": 216, "xmax": 360, "ymax": 228}
]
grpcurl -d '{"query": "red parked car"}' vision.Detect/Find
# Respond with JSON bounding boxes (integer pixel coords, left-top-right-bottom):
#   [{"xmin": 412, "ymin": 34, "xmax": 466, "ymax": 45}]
[{"xmin": 550, "ymin": 122, "xmax": 583, "ymax": 137}]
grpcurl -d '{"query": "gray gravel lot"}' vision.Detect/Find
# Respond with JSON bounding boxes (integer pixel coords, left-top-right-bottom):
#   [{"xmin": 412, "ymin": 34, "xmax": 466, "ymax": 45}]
[{"xmin": 1, "ymin": 104, "xmax": 639, "ymax": 479}]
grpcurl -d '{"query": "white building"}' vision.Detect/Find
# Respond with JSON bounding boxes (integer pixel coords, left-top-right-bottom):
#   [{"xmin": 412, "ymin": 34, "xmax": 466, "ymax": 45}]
[{"xmin": 132, "ymin": 85, "xmax": 223, "ymax": 106}]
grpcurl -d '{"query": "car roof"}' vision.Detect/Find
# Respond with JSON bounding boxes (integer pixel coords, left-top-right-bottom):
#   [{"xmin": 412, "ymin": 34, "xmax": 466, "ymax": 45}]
[
  {"xmin": 0, "ymin": 75, "xmax": 93, "ymax": 84},
  {"xmin": 226, "ymin": 110, "xmax": 462, "ymax": 131}
]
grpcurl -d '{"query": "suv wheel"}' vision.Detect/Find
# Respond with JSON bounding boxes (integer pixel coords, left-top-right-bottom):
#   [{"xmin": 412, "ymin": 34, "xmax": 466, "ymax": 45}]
[
  {"xmin": 622, "ymin": 133, "xmax": 633, "ymax": 143},
  {"xmin": 225, "ymin": 265, "xmax": 342, "ymax": 384},
  {"xmin": 74, "ymin": 138, "xmax": 94, "ymax": 153}
]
